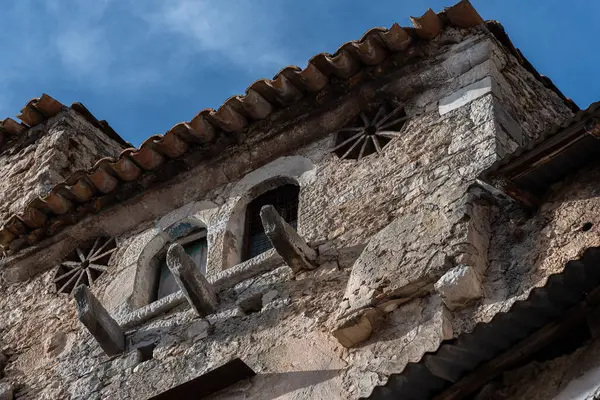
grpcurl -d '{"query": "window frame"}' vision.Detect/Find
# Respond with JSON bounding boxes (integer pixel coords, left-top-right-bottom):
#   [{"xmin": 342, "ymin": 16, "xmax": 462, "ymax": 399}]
[
  {"xmin": 153, "ymin": 228, "xmax": 209, "ymax": 302},
  {"xmin": 242, "ymin": 183, "xmax": 300, "ymax": 262}
]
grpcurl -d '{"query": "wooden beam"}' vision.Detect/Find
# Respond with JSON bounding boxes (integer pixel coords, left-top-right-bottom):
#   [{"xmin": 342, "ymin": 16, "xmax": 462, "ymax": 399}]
[
  {"xmin": 167, "ymin": 243, "xmax": 218, "ymax": 317},
  {"xmin": 493, "ymin": 177, "xmax": 540, "ymax": 209},
  {"xmin": 74, "ymin": 285, "xmax": 125, "ymax": 356},
  {"xmin": 260, "ymin": 205, "xmax": 317, "ymax": 273},
  {"xmin": 434, "ymin": 302, "xmax": 587, "ymax": 400}
]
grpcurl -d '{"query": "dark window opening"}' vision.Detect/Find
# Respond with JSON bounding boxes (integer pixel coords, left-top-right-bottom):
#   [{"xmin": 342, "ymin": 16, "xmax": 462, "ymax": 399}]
[
  {"xmin": 237, "ymin": 292, "xmax": 264, "ymax": 314},
  {"xmin": 582, "ymin": 222, "xmax": 594, "ymax": 232},
  {"xmin": 243, "ymin": 184, "xmax": 299, "ymax": 261},
  {"xmin": 154, "ymin": 229, "xmax": 208, "ymax": 302},
  {"xmin": 138, "ymin": 342, "xmax": 157, "ymax": 362}
]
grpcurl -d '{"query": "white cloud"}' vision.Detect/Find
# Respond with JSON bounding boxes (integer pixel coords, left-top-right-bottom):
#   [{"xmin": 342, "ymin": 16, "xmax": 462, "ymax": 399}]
[
  {"xmin": 54, "ymin": 28, "xmax": 113, "ymax": 79},
  {"xmin": 137, "ymin": 0, "xmax": 290, "ymax": 70},
  {"xmin": 0, "ymin": 0, "xmax": 296, "ymax": 121}
]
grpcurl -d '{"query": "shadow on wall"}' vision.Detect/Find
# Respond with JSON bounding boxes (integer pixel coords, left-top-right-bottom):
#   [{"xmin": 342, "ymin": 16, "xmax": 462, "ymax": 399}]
[
  {"xmin": 211, "ymin": 369, "xmax": 344, "ymax": 400},
  {"xmin": 455, "ymin": 163, "xmax": 600, "ymax": 333}
]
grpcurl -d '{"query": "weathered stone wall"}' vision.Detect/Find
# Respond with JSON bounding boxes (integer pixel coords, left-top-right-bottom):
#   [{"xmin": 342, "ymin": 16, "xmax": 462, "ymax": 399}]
[
  {"xmin": 0, "ymin": 109, "xmax": 124, "ymax": 226},
  {"xmin": 0, "ymin": 26, "xmax": 578, "ymax": 400},
  {"xmin": 453, "ymin": 163, "xmax": 600, "ymax": 335},
  {"xmin": 429, "ymin": 163, "xmax": 600, "ymax": 399}
]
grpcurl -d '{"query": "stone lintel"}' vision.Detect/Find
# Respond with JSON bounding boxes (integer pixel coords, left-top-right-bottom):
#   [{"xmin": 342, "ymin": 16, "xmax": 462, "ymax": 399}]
[
  {"xmin": 167, "ymin": 243, "xmax": 218, "ymax": 316},
  {"xmin": 260, "ymin": 205, "xmax": 317, "ymax": 273},
  {"xmin": 74, "ymin": 285, "xmax": 125, "ymax": 357},
  {"xmin": 439, "ymin": 76, "xmax": 497, "ymax": 116}
]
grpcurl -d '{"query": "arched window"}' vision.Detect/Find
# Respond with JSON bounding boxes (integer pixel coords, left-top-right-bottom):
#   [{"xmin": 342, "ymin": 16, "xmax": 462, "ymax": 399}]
[
  {"xmin": 243, "ymin": 184, "xmax": 299, "ymax": 261},
  {"xmin": 152, "ymin": 223, "xmax": 208, "ymax": 301}
]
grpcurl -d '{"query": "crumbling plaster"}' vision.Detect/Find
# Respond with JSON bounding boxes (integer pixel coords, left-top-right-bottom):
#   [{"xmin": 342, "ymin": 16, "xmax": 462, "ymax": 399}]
[{"xmin": 0, "ymin": 27, "xmax": 580, "ymax": 400}]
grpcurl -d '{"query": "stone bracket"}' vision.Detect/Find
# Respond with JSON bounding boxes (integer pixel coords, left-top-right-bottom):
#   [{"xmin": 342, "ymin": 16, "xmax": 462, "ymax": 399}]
[
  {"xmin": 260, "ymin": 205, "xmax": 317, "ymax": 273},
  {"xmin": 332, "ymin": 308, "xmax": 384, "ymax": 348},
  {"xmin": 74, "ymin": 285, "xmax": 125, "ymax": 357},
  {"xmin": 167, "ymin": 243, "xmax": 218, "ymax": 317}
]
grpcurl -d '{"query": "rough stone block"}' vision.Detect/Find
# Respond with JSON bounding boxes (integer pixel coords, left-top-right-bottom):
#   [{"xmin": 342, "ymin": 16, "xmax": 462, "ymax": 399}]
[
  {"xmin": 341, "ymin": 207, "xmax": 455, "ymax": 313},
  {"xmin": 74, "ymin": 285, "xmax": 125, "ymax": 357},
  {"xmin": 434, "ymin": 265, "xmax": 483, "ymax": 311},
  {"xmin": 167, "ymin": 243, "xmax": 218, "ymax": 317},
  {"xmin": 332, "ymin": 308, "xmax": 384, "ymax": 348},
  {"xmin": 260, "ymin": 205, "xmax": 317, "ymax": 273},
  {"xmin": 185, "ymin": 320, "xmax": 210, "ymax": 341},
  {"xmin": 439, "ymin": 77, "xmax": 497, "ymax": 116},
  {"xmin": 0, "ymin": 383, "xmax": 13, "ymax": 400}
]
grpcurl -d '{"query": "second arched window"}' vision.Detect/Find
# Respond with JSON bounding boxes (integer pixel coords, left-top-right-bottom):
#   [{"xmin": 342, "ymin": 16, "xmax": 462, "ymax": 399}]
[{"xmin": 243, "ymin": 184, "xmax": 299, "ymax": 261}]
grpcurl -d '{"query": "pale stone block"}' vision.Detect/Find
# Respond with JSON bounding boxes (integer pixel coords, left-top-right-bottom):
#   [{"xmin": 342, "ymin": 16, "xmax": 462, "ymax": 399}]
[
  {"xmin": 464, "ymin": 39, "xmax": 494, "ymax": 68},
  {"xmin": 458, "ymin": 59, "xmax": 495, "ymax": 89},
  {"xmin": 439, "ymin": 77, "xmax": 497, "ymax": 116},
  {"xmin": 332, "ymin": 308, "xmax": 384, "ymax": 348},
  {"xmin": 434, "ymin": 265, "xmax": 483, "ymax": 311},
  {"xmin": 185, "ymin": 320, "xmax": 210, "ymax": 341},
  {"xmin": 442, "ymin": 50, "xmax": 473, "ymax": 78}
]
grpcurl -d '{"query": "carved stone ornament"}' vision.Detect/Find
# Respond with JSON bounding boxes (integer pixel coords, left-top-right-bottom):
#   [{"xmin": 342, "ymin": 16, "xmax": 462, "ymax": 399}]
[
  {"xmin": 53, "ymin": 237, "xmax": 117, "ymax": 295},
  {"xmin": 331, "ymin": 103, "xmax": 408, "ymax": 160}
]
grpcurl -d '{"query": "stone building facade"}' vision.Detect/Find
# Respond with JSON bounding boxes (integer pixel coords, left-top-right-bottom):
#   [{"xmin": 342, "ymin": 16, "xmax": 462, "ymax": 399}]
[{"xmin": 0, "ymin": 1, "xmax": 598, "ymax": 399}]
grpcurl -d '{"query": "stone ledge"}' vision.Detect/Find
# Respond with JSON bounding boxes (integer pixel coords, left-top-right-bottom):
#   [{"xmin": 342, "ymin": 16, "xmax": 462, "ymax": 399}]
[{"xmin": 120, "ymin": 249, "xmax": 284, "ymax": 329}]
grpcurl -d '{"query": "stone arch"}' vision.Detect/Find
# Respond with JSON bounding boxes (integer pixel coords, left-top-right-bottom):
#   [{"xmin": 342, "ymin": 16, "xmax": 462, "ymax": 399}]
[
  {"xmin": 127, "ymin": 201, "xmax": 218, "ymax": 309},
  {"xmin": 220, "ymin": 156, "xmax": 316, "ymax": 269}
]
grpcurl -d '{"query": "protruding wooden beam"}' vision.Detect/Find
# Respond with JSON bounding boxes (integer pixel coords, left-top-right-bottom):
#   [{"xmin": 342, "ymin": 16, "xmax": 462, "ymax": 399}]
[
  {"xmin": 74, "ymin": 285, "xmax": 125, "ymax": 356},
  {"xmin": 260, "ymin": 205, "xmax": 317, "ymax": 273},
  {"xmin": 167, "ymin": 243, "xmax": 218, "ymax": 316}
]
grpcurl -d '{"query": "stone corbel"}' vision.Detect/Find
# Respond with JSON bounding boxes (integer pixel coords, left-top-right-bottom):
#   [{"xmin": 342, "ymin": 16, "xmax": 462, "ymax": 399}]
[
  {"xmin": 166, "ymin": 243, "xmax": 218, "ymax": 317},
  {"xmin": 332, "ymin": 308, "xmax": 384, "ymax": 348},
  {"xmin": 74, "ymin": 285, "xmax": 125, "ymax": 357},
  {"xmin": 259, "ymin": 205, "xmax": 317, "ymax": 273}
]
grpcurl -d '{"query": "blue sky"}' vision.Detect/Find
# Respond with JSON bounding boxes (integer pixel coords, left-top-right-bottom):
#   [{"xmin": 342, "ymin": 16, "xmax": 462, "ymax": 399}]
[{"xmin": 0, "ymin": 0, "xmax": 598, "ymax": 146}]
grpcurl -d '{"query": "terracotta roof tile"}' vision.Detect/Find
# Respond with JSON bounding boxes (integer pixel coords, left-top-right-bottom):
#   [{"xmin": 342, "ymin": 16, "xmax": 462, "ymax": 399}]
[{"xmin": 0, "ymin": 1, "xmax": 563, "ymax": 253}]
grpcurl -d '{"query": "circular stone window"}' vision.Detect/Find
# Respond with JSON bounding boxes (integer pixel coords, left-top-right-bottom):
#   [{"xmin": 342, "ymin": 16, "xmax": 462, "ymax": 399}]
[
  {"xmin": 331, "ymin": 103, "xmax": 408, "ymax": 160},
  {"xmin": 54, "ymin": 237, "xmax": 117, "ymax": 295}
]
